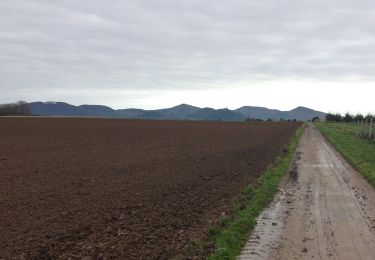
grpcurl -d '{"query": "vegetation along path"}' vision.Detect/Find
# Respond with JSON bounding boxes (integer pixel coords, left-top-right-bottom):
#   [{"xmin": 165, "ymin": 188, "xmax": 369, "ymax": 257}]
[{"xmin": 239, "ymin": 123, "xmax": 375, "ymax": 260}]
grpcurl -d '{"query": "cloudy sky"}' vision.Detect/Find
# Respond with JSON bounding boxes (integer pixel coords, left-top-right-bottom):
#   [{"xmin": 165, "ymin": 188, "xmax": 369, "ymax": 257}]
[{"xmin": 1, "ymin": 0, "xmax": 375, "ymax": 113}]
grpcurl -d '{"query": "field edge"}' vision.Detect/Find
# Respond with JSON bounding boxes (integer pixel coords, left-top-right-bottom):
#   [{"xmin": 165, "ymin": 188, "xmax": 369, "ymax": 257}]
[
  {"xmin": 315, "ymin": 122, "xmax": 375, "ymax": 188},
  {"xmin": 186, "ymin": 123, "xmax": 305, "ymax": 259}
]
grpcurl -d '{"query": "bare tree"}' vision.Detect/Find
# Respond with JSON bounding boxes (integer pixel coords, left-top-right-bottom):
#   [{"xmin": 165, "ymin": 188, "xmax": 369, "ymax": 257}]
[{"xmin": 0, "ymin": 101, "xmax": 31, "ymax": 116}]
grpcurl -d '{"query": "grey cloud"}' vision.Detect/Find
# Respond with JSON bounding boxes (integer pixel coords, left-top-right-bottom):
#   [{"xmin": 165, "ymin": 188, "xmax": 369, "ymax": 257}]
[{"xmin": 1, "ymin": 0, "xmax": 375, "ymax": 104}]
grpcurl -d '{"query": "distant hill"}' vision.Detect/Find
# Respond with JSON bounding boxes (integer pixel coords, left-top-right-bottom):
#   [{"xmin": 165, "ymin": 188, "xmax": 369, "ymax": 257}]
[
  {"xmin": 235, "ymin": 106, "xmax": 282, "ymax": 120},
  {"xmin": 285, "ymin": 106, "xmax": 326, "ymax": 121},
  {"xmin": 31, "ymin": 102, "xmax": 90, "ymax": 116},
  {"xmin": 116, "ymin": 108, "xmax": 144, "ymax": 118},
  {"xmin": 188, "ymin": 108, "xmax": 246, "ymax": 121},
  {"xmin": 30, "ymin": 102, "xmax": 325, "ymax": 121},
  {"xmin": 235, "ymin": 106, "xmax": 326, "ymax": 121},
  {"xmin": 79, "ymin": 105, "xmax": 117, "ymax": 117},
  {"xmin": 132, "ymin": 104, "xmax": 201, "ymax": 120}
]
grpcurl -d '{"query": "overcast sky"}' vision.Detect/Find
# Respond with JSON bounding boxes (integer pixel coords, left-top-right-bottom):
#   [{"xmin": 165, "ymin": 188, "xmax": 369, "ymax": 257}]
[{"xmin": 1, "ymin": 0, "xmax": 375, "ymax": 113}]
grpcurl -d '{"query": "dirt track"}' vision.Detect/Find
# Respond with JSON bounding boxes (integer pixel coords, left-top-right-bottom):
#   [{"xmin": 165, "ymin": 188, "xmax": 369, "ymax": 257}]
[{"xmin": 239, "ymin": 123, "xmax": 375, "ymax": 260}]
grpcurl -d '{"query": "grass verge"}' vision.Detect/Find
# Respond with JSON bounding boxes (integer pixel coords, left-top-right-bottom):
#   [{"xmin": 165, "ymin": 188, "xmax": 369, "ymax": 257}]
[
  {"xmin": 200, "ymin": 124, "xmax": 305, "ymax": 260},
  {"xmin": 316, "ymin": 122, "xmax": 375, "ymax": 188}
]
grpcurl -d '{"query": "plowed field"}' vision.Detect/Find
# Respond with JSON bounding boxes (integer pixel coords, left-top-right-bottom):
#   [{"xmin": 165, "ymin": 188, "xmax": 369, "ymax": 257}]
[{"xmin": 0, "ymin": 118, "xmax": 300, "ymax": 259}]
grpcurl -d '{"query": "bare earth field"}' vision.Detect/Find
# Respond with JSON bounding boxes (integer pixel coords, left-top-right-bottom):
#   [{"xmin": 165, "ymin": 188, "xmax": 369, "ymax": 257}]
[
  {"xmin": 0, "ymin": 118, "xmax": 299, "ymax": 259},
  {"xmin": 239, "ymin": 124, "xmax": 375, "ymax": 260}
]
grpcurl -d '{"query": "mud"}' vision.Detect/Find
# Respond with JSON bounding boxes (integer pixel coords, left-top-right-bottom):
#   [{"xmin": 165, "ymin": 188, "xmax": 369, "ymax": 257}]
[
  {"xmin": 238, "ymin": 154, "xmax": 301, "ymax": 260},
  {"xmin": 239, "ymin": 123, "xmax": 375, "ymax": 260}
]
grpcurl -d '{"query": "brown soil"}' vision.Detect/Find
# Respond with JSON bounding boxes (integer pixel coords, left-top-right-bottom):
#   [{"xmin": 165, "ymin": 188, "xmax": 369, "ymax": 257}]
[{"xmin": 0, "ymin": 118, "xmax": 300, "ymax": 259}]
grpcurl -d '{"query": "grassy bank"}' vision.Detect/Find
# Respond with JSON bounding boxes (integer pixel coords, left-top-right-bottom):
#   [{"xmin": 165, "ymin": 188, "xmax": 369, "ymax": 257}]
[
  {"xmin": 196, "ymin": 124, "xmax": 305, "ymax": 259},
  {"xmin": 316, "ymin": 122, "xmax": 375, "ymax": 188}
]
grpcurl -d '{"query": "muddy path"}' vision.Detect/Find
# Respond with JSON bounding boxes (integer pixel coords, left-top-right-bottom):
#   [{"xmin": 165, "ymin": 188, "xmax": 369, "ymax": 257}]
[{"xmin": 239, "ymin": 123, "xmax": 375, "ymax": 260}]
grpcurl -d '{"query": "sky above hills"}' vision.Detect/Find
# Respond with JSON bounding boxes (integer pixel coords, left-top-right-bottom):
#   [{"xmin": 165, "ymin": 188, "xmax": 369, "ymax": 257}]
[{"xmin": 1, "ymin": 0, "xmax": 375, "ymax": 113}]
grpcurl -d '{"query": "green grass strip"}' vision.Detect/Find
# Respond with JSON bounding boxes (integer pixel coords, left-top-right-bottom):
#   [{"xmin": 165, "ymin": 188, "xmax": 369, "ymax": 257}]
[
  {"xmin": 316, "ymin": 122, "xmax": 375, "ymax": 188},
  {"xmin": 206, "ymin": 124, "xmax": 305, "ymax": 260}
]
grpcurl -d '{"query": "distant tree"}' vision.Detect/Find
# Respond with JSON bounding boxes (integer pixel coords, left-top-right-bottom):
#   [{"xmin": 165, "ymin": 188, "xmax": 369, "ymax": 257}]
[
  {"xmin": 335, "ymin": 114, "xmax": 343, "ymax": 122},
  {"xmin": 325, "ymin": 113, "xmax": 372, "ymax": 123},
  {"xmin": 364, "ymin": 114, "xmax": 374, "ymax": 121},
  {"xmin": 354, "ymin": 114, "xmax": 364, "ymax": 122},
  {"xmin": 267, "ymin": 118, "xmax": 272, "ymax": 122},
  {"xmin": 325, "ymin": 113, "xmax": 333, "ymax": 121},
  {"xmin": 0, "ymin": 101, "xmax": 31, "ymax": 116},
  {"xmin": 312, "ymin": 117, "xmax": 319, "ymax": 122},
  {"xmin": 343, "ymin": 113, "xmax": 354, "ymax": 123},
  {"xmin": 326, "ymin": 113, "xmax": 342, "ymax": 122}
]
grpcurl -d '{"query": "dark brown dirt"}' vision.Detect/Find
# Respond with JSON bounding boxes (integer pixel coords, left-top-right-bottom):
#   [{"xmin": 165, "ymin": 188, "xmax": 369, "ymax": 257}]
[{"xmin": 0, "ymin": 118, "xmax": 300, "ymax": 259}]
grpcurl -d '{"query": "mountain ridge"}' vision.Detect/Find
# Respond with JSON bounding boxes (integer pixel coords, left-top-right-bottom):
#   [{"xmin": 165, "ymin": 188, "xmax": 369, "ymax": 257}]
[{"xmin": 29, "ymin": 102, "xmax": 325, "ymax": 121}]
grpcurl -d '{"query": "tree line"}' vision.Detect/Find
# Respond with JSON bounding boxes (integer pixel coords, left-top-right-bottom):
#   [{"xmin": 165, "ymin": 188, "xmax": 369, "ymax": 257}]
[
  {"xmin": 0, "ymin": 101, "xmax": 32, "ymax": 116},
  {"xmin": 326, "ymin": 113, "xmax": 374, "ymax": 122}
]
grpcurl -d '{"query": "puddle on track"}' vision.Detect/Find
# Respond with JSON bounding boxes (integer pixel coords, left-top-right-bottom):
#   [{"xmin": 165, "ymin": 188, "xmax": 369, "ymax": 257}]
[{"xmin": 237, "ymin": 186, "xmax": 292, "ymax": 259}]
